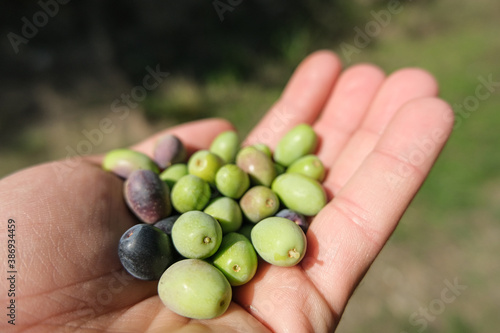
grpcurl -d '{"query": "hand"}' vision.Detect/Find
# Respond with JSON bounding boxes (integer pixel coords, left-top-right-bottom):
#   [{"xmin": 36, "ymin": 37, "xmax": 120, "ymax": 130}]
[{"xmin": 0, "ymin": 50, "xmax": 453, "ymax": 333}]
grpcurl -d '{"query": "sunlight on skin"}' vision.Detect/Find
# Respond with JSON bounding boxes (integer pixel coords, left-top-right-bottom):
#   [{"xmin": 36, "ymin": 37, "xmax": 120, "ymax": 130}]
[{"xmin": 0, "ymin": 50, "xmax": 453, "ymax": 333}]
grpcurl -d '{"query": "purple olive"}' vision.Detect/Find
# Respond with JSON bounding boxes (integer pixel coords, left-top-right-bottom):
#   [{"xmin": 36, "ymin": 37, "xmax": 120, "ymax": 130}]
[
  {"xmin": 154, "ymin": 215, "xmax": 180, "ymax": 236},
  {"xmin": 118, "ymin": 224, "xmax": 175, "ymax": 280},
  {"xmin": 154, "ymin": 134, "xmax": 187, "ymax": 169},
  {"xmin": 236, "ymin": 146, "xmax": 277, "ymax": 187},
  {"xmin": 275, "ymin": 209, "xmax": 309, "ymax": 233},
  {"xmin": 124, "ymin": 169, "xmax": 172, "ymax": 223}
]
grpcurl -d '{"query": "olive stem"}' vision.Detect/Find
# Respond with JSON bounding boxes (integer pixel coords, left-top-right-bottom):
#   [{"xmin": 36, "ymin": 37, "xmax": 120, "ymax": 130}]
[{"xmin": 288, "ymin": 248, "xmax": 300, "ymax": 259}]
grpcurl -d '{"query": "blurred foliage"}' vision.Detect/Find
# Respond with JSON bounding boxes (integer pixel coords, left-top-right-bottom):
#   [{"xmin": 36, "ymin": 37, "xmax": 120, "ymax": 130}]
[
  {"xmin": 0, "ymin": 0, "xmax": 361, "ymax": 158},
  {"xmin": 1, "ymin": 0, "xmax": 499, "ymax": 332}
]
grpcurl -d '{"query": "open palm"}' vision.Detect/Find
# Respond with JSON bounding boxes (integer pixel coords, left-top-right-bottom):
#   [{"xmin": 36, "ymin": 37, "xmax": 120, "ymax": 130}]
[{"xmin": 0, "ymin": 51, "xmax": 453, "ymax": 333}]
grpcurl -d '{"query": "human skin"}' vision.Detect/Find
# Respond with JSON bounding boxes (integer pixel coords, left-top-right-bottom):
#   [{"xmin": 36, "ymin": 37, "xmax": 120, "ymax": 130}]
[{"xmin": 0, "ymin": 50, "xmax": 454, "ymax": 332}]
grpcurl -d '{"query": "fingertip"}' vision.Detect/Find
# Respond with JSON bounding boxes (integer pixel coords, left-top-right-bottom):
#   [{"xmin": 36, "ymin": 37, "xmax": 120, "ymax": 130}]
[
  {"xmin": 304, "ymin": 49, "xmax": 343, "ymax": 68},
  {"xmin": 193, "ymin": 117, "xmax": 236, "ymax": 132},
  {"xmin": 246, "ymin": 51, "xmax": 343, "ymax": 148},
  {"xmin": 284, "ymin": 50, "xmax": 342, "ymax": 99},
  {"xmin": 341, "ymin": 63, "xmax": 386, "ymax": 83},
  {"xmin": 387, "ymin": 67, "xmax": 440, "ymax": 97},
  {"xmin": 399, "ymin": 96, "xmax": 455, "ymax": 136},
  {"xmin": 286, "ymin": 50, "xmax": 343, "ymax": 90},
  {"xmin": 401, "ymin": 96, "xmax": 452, "ymax": 113}
]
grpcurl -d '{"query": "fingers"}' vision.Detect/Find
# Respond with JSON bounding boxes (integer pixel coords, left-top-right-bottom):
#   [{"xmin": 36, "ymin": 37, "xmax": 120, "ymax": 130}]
[
  {"xmin": 244, "ymin": 50, "xmax": 342, "ymax": 148},
  {"xmin": 117, "ymin": 298, "xmax": 269, "ymax": 333},
  {"xmin": 314, "ymin": 64, "xmax": 386, "ymax": 167},
  {"xmin": 234, "ymin": 263, "xmax": 336, "ymax": 332},
  {"xmin": 324, "ymin": 68, "xmax": 439, "ymax": 194},
  {"xmin": 304, "ymin": 97, "xmax": 454, "ymax": 314}
]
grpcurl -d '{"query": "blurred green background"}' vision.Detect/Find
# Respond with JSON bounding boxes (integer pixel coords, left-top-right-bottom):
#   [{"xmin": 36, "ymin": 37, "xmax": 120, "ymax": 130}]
[{"xmin": 1, "ymin": 0, "xmax": 499, "ymax": 331}]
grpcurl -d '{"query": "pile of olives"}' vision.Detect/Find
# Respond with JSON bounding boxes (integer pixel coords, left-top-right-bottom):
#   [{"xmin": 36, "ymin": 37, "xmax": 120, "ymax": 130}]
[{"xmin": 102, "ymin": 123, "xmax": 328, "ymax": 319}]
